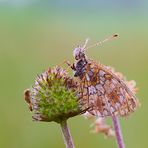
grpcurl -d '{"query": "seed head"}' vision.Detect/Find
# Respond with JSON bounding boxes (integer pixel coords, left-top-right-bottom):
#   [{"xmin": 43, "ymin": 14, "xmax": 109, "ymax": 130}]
[{"xmin": 24, "ymin": 66, "xmax": 87, "ymax": 123}]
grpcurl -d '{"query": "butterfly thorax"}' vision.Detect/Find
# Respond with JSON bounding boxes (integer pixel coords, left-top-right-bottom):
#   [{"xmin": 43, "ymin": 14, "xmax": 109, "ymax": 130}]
[
  {"xmin": 73, "ymin": 58, "xmax": 88, "ymax": 79},
  {"xmin": 72, "ymin": 46, "xmax": 90, "ymax": 79}
]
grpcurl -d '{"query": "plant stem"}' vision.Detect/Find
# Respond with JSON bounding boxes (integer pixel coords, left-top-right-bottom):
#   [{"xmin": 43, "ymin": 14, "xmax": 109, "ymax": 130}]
[
  {"xmin": 60, "ymin": 120, "xmax": 75, "ymax": 148},
  {"xmin": 112, "ymin": 116, "xmax": 125, "ymax": 148}
]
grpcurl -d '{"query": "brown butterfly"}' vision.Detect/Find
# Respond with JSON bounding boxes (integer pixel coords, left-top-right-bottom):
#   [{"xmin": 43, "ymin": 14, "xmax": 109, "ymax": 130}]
[{"xmin": 69, "ymin": 34, "xmax": 139, "ymax": 117}]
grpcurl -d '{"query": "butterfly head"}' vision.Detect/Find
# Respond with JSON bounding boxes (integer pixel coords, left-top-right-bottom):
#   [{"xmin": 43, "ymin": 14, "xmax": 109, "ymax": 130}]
[
  {"xmin": 73, "ymin": 46, "xmax": 86, "ymax": 61},
  {"xmin": 73, "ymin": 38, "xmax": 89, "ymax": 61}
]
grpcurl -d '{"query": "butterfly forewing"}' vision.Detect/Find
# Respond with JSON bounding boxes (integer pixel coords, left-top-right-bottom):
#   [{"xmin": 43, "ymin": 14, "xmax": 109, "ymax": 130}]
[{"xmin": 78, "ymin": 60, "xmax": 138, "ymax": 117}]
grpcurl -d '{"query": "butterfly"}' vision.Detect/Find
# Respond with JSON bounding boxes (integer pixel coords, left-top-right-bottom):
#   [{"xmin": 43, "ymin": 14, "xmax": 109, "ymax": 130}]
[{"xmin": 69, "ymin": 34, "xmax": 139, "ymax": 117}]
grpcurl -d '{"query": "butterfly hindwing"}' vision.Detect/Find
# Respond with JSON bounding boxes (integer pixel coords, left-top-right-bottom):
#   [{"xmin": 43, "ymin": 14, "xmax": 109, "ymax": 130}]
[{"xmin": 78, "ymin": 60, "xmax": 138, "ymax": 117}]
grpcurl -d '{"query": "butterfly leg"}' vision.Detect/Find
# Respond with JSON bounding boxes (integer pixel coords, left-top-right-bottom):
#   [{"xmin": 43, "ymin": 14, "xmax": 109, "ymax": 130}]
[
  {"xmin": 57, "ymin": 60, "xmax": 76, "ymax": 71},
  {"xmin": 65, "ymin": 61, "xmax": 76, "ymax": 71}
]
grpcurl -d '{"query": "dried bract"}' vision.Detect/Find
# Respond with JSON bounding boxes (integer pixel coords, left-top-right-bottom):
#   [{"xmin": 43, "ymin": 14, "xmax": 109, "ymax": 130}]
[{"xmin": 84, "ymin": 112, "xmax": 115, "ymax": 138}]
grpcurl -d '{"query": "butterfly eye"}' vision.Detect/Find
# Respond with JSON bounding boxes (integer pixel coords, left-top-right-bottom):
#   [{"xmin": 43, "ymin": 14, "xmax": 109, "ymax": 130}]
[
  {"xmin": 75, "ymin": 55, "xmax": 79, "ymax": 60},
  {"xmin": 73, "ymin": 47, "xmax": 82, "ymax": 60},
  {"xmin": 73, "ymin": 48, "xmax": 79, "ymax": 57}
]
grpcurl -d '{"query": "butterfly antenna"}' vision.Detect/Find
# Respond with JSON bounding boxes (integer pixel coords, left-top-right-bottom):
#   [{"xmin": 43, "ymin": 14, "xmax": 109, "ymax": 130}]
[
  {"xmin": 82, "ymin": 38, "xmax": 90, "ymax": 49},
  {"xmin": 86, "ymin": 34, "xmax": 119, "ymax": 50}
]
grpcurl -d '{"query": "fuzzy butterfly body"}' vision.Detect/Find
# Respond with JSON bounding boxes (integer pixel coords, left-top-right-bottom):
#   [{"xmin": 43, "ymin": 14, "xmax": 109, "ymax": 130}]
[{"xmin": 71, "ymin": 35, "xmax": 138, "ymax": 117}]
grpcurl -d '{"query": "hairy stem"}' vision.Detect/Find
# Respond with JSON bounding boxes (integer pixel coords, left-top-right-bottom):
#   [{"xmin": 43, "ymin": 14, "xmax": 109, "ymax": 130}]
[
  {"xmin": 112, "ymin": 116, "xmax": 125, "ymax": 148},
  {"xmin": 60, "ymin": 120, "xmax": 75, "ymax": 148}
]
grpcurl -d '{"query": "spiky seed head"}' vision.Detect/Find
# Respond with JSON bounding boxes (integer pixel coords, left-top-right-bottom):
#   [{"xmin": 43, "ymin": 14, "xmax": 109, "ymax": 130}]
[{"xmin": 24, "ymin": 66, "xmax": 87, "ymax": 123}]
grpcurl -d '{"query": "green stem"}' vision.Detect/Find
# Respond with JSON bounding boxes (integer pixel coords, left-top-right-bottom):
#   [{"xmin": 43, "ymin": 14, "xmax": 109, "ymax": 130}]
[{"xmin": 60, "ymin": 120, "xmax": 75, "ymax": 148}]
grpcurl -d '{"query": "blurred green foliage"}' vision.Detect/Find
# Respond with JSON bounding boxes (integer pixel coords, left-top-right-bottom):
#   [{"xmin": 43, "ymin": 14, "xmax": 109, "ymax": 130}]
[{"xmin": 0, "ymin": 1, "xmax": 148, "ymax": 148}]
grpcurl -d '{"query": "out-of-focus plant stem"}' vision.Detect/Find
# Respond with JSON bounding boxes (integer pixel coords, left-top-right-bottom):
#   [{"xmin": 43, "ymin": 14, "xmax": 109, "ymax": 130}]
[{"xmin": 112, "ymin": 116, "xmax": 125, "ymax": 148}]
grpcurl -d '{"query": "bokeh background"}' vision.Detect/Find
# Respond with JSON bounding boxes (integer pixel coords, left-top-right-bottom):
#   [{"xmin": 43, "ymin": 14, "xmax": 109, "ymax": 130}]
[{"xmin": 0, "ymin": 0, "xmax": 148, "ymax": 148}]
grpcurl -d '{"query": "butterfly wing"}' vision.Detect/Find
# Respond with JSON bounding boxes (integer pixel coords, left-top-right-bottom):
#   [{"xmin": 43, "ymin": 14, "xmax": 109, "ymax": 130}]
[{"xmin": 78, "ymin": 60, "xmax": 138, "ymax": 117}]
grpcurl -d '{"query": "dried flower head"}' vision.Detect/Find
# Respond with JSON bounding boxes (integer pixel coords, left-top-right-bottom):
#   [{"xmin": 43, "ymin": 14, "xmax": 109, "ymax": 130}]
[
  {"xmin": 24, "ymin": 66, "xmax": 87, "ymax": 123},
  {"xmin": 84, "ymin": 112, "xmax": 115, "ymax": 138}
]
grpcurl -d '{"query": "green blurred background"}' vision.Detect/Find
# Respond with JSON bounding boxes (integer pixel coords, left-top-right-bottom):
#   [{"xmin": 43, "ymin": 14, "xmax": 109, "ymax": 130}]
[{"xmin": 0, "ymin": 0, "xmax": 148, "ymax": 148}]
